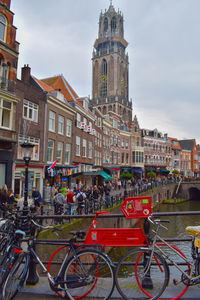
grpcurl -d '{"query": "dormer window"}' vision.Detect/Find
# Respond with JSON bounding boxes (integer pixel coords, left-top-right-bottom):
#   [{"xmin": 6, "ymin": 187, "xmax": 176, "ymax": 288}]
[{"xmin": 0, "ymin": 14, "xmax": 7, "ymax": 42}]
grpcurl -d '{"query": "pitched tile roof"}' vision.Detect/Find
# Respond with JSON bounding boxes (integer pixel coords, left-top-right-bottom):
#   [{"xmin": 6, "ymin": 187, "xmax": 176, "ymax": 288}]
[
  {"xmin": 179, "ymin": 139, "xmax": 195, "ymax": 151},
  {"xmin": 32, "ymin": 76, "xmax": 54, "ymax": 92},
  {"xmin": 168, "ymin": 137, "xmax": 181, "ymax": 150},
  {"xmin": 41, "ymin": 75, "xmax": 78, "ymax": 102}
]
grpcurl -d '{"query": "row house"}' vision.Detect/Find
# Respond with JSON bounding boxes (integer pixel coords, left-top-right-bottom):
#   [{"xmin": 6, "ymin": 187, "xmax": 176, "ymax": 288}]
[
  {"xmin": 180, "ymin": 148, "xmax": 192, "ymax": 177},
  {"xmin": 0, "ymin": 0, "xmax": 20, "ymax": 189},
  {"xmin": 15, "ymin": 65, "xmax": 47, "ymax": 196},
  {"xmin": 168, "ymin": 137, "xmax": 181, "ymax": 172},
  {"xmin": 179, "ymin": 139, "xmax": 199, "ymax": 177},
  {"xmin": 130, "ymin": 116, "xmax": 144, "ymax": 177},
  {"xmin": 142, "ymin": 128, "xmax": 172, "ymax": 176}
]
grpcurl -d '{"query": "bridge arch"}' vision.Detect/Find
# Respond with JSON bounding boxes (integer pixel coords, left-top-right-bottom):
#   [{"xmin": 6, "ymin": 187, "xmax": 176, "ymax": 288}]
[{"xmin": 189, "ymin": 187, "xmax": 200, "ymax": 201}]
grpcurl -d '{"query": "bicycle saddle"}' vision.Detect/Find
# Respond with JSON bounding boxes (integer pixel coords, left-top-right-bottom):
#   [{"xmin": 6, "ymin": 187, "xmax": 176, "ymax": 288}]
[{"xmin": 186, "ymin": 226, "xmax": 200, "ymax": 236}]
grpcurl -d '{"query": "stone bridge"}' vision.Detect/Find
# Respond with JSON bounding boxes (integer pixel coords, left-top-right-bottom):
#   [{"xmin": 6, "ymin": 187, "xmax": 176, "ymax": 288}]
[{"xmin": 176, "ymin": 181, "xmax": 200, "ymax": 200}]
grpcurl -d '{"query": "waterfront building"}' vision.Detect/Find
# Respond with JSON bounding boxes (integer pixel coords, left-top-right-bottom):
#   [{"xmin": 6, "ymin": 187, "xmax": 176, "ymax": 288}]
[
  {"xmin": 142, "ymin": 129, "xmax": 171, "ymax": 176},
  {"xmin": 0, "ymin": 0, "xmax": 20, "ymax": 188},
  {"xmin": 179, "ymin": 139, "xmax": 199, "ymax": 177},
  {"xmin": 168, "ymin": 137, "xmax": 181, "ymax": 173}
]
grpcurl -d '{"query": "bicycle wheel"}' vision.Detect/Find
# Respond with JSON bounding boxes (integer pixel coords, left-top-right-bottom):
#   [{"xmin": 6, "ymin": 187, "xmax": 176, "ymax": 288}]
[
  {"xmin": 2, "ymin": 252, "xmax": 28, "ymax": 300},
  {"xmin": 115, "ymin": 248, "xmax": 169, "ymax": 300},
  {"xmin": 155, "ymin": 243, "xmax": 190, "ymax": 300},
  {"xmin": 63, "ymin": 248, "xmax": 115, "ymax": 299}
]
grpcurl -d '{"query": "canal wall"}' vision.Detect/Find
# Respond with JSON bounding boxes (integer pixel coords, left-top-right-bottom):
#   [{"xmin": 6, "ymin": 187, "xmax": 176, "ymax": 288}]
[{"xmin": 175, "ymin": 182, "xmax": 200, "ymax": 200}]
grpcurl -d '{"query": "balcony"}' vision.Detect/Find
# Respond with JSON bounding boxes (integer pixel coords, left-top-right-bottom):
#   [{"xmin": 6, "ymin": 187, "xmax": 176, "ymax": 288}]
[{"xmin": 0, "ymin": 77, "xmax": 15, "ymax": 93}]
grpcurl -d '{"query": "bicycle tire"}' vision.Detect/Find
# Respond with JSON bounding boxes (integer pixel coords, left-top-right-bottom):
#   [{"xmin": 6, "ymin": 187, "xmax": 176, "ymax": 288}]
[
  {"xmin": 2, "ymin": 252, "xmax": 28, "ymax": 300},
  {"xmin": 0, "ymin": 247, "xmax": 20, "ymax": 288},
  {"xmin": 63, "ymin": 248, "xmax": 115, "ymax": 300},
  {"xmin": 115, "ymin": 248, "xmax": 169, "ymax": 300},
  {"xmin": 155, "ymin": 243, "xmax": 190, "ymax": 300}
]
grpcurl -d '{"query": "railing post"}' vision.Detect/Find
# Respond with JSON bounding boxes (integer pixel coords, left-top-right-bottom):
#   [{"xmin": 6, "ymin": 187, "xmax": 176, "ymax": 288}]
[
  {"xmin": 26, "ymin": 224, "xmax": 39, "ymax": 285},
  {"xmin": 142, "ymin": 218, "xmax": 153, "ymax": 289}
]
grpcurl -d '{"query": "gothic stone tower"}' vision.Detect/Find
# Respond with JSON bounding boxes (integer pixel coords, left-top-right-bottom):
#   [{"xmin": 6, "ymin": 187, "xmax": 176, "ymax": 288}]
[{"xmin": 91, "ymin": 2, "xmax": 132, "ymax": 124}]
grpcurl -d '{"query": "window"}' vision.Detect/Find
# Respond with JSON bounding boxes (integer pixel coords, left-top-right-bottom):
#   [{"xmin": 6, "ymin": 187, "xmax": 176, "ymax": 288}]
[
  {"xmin": 65, "ymin": 144, "xmax": 70, "ymax": 164},
  {"xmin": 76, "ymin": 136, "xmax": 80, "ymax": 156},
  {"xmin": 77, "ymin": 113, "xmax": 81, "ymax": 128},
  {"xmin": 18, "ymin": 135, "xmax": 40, "ymax": 161},
  {"xmin": 83, "ymin": 139, "xmax": 87, "ymax": 157},
  {"xmin": 100, "ymin": 59, "xmax": 107, "ymax": 97},
  {"xmin": 57, "ymin": 142, "xmax": 63, "ymax": 163},
  {"xmin": 49, "ymin": 111, "xmax": 55, "ymax": 132},
  {"xmin": 0, "ymin": 99, "xmax": 12, "ymax": 129},
  {"xmin": 121, "ymin": 153, "xmax": 125, "ymax": 163},
  {"xmin": 88, "ymin": 142, "xmax": 93, "ymax": 159},
  {"xmin": 0, "ymin": 14, "xmax": 6, "ymax": 42},
  {"xmin": 137, "ymin": 137, "xmax": 140, "ymax": 146},
  {"xmin": 104, "ymin": 17, "xmax": 108, "ymax": 32},
  {"xmin": 23, "ymin": 100, "xmax": 38, "ymax": 122},
  {"xmin": 66, "ymin": 119, "xmax": 72, "ymax": 137},
  {"xmin": 111, "ymin": 16, "xmax": 116, "ymax": 33},
  {"xmin": 58, "ymin": 115, "xmax": 64, "ymax": 134},
  {"xmin": 47, "ymin": 140, "xmax": 54, "ymax": 162}
]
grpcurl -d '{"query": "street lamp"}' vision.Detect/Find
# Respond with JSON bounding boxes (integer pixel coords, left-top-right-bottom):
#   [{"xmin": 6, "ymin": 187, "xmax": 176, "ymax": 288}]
[{"xmin": 21, "ymin": 140, "xmax": 34, "ymax": 211}]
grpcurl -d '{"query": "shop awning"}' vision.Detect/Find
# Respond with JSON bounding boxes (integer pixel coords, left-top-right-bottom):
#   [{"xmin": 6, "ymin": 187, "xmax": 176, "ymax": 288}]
[
  {"xmin": 160, "ymin": 169, "xmax": 170, "ymax": 174},
  {"xmin": 133, "ymin": 167, "xmax": 144, "ymax": 173},
  {"xmin": 99, "ymin": 171, "xmax": 112, "ymax": 181}
]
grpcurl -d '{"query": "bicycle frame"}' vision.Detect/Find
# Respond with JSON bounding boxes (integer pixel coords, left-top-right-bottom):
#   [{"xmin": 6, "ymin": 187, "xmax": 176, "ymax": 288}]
[{"xmin": 142, "ymin": 224, "xmax": 193, "ymax": 283}]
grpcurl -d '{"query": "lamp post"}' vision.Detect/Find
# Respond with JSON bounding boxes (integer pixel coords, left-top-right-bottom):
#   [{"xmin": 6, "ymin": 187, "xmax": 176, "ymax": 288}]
[{"xmin": 21, "ymin": 140, "xmax": 34, "ymax": 212}]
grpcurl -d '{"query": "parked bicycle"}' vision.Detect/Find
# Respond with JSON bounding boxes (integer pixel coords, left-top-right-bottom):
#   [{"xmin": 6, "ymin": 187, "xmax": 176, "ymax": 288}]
[
  {"xmin": 115, "ymin": 216, "xmax": 193, "ymax": 300},
  {"xmin": 2, "ymin": 218, "xmax": 115, "ymax": 300}
]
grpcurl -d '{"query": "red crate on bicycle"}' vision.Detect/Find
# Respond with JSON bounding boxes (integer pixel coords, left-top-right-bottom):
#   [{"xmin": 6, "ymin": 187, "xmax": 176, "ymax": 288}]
[{"xmin": 121, "ymin": 196, "xmax": 152, "ymax": 219}]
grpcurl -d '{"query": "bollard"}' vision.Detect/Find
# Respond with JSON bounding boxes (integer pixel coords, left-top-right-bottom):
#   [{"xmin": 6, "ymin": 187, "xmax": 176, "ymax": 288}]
[{"xmin": 26, "ymin": 224, "xmax": 39, "ymax": 285}]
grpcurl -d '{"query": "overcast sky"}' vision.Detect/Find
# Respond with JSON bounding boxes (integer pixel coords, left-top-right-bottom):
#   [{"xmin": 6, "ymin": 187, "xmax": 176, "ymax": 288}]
[{"xmin": 11, "ymin": 0, "xmax": 200, "ymax": 143}]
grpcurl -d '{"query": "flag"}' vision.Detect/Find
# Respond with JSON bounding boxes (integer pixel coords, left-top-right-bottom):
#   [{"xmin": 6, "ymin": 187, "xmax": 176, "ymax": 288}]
[{"xmin": 48, "ymin": 159, "xmax": 58, "ymax": 170}]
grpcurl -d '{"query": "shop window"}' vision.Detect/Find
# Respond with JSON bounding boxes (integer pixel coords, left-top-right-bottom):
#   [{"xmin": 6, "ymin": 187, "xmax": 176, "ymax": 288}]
[
  {"xmin": 0, "ymin": 163, "xmax": 6, "ymax": 188},
  {"xmin": 23, "ymin": 99, "xmax": 38, "ymax": 123}
]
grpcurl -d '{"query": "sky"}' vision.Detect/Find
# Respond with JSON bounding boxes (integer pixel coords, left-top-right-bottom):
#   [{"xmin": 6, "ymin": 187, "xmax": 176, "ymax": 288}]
[{"xmin": 11, "ymin": 0, "xmax": 200, "ymax": 143}]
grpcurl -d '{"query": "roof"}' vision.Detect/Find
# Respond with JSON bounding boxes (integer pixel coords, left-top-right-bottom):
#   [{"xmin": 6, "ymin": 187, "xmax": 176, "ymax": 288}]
[
  {"xmin": 168, "ymin": 137, "xmax": 181, "ymax": 150},
  {"xmin": 179, "ymin": 139, "xmax": 195, "ymax": 151},
  {"xmin": 33, "ymin": 76, "xmax": 54, "ymax": 92},
  {"xmin": 41, "ymin": 75, "xmax": 78, "ymax": 102}
]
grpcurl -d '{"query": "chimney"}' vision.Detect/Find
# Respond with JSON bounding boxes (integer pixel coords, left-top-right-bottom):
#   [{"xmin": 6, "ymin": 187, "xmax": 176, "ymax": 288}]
[{"xmin": 21, "ymin": 64, "xmax": 31, "ymax": 83}]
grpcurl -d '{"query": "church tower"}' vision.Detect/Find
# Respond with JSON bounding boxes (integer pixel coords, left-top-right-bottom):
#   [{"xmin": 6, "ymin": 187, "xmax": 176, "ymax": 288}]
[{"xmin": 91, "ymin": 1, "xmax": 132, "ymax": 124}]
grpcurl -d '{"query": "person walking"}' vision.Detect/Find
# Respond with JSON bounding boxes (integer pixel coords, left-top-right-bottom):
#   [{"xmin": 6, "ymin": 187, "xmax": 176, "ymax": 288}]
[
  {"xmin": 32, "ymin": 187, "xmax": 42, "ymax": 209},
  {"xmin": 66, "ymin": 189, "xmax": 75, "ymax": 215},
  {"xmin": 104, "ymin": 182, "xmax": 111, "ymax": 208}
]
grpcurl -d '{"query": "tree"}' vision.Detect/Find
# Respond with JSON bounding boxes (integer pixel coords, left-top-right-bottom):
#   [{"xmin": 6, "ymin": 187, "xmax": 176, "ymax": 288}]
[
  {"xmin": 120, "ymin": 172, "xmax": 132, "ymax": 180},
  {"xmin": 147, "ymin": 171, "xmax": 156, "ymax": 179}
]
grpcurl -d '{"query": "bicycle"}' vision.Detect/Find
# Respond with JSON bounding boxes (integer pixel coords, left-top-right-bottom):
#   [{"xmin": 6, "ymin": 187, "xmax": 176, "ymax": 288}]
[
  {"xmin": 2, "ymin": 218, "xmax": 115, "ymax": 300},
  {"xmin": 115, "ymin": 216, "xmax": 192, "ymax": 300}
]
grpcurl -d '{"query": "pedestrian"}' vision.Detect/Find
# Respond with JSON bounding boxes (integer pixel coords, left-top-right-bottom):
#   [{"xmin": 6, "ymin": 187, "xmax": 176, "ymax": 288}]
[
  {"xmin": 54, "ymin": 189, "xmax": 65, "ymax": 223},
  {"xmin": 7, "ymin": 189, "xmax": 17, "ymax": 210},
  {"xmin": 104, "ymin": 182, "xmax": 111, "ymax": 208},
  {"xmin": 32, "ymin": 187, "xmax": 42, "ymax": 209},
  {"xmin": 66, "ymin": 189, "xmax": 75, "ymax": 215},
  {"xmin": 76, "ymin": 188, "xmax": 86, "ymax": 215}
]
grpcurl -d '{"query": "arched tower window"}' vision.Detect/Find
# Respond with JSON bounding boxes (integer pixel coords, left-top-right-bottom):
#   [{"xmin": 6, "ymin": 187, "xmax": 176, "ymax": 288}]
[
  {"xmin": 0, "ymin": 14, "xmax": 7, "ymax": 42},
  {"xmin": 104, "ymin": 17, "xmax": 108, "ymax": 32},
  {"xmin": 111, "ymin": 16, "xmax": 116, "ymax": 33},
  {"xmin": 100, "ymin": 59, "xmax": 107, "ymax": 97}
]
